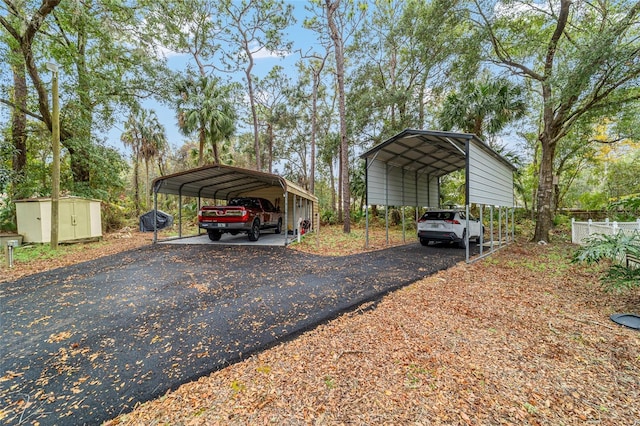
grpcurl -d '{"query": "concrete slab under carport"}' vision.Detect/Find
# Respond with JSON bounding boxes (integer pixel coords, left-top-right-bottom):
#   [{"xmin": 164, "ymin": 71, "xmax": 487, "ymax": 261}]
[{"xmin": 159, "ymin": 230, "xmax": 290, "ymax": 246}]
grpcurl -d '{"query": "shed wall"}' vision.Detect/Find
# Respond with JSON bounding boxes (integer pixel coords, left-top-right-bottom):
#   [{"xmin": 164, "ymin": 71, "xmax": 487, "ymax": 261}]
[
  {"xmin": 242, "ymin": 187, "xmax": 318, "ymax": 233},
  {"xmin": 467, "ymin": 143, "xmax": 514, "ymax": 207},
  {"xmin": 367, "ymin": 159, "xmax": 438, "ymax": 207},
  {"xmin": 16, "ymin": 198, "xmax": 102, "ymax": 243},
  {"xmin": 417, "ymin": 174, "xmax": 439, "ymax": 207}
]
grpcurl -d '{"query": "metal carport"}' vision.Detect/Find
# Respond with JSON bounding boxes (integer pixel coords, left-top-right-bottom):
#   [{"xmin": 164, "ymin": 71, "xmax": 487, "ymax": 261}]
[
  {"xmin": 360, "ymin": 129, "xmax": 516, "ymax": 262},
  {"xmin": 150, "ymin": 164, "xmax": 318, "ymax": 246}
]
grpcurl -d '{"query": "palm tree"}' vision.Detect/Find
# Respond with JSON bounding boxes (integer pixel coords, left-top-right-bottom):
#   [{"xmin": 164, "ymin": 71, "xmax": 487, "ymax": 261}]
[
  {"xmin": 176, "ymin": 76, "xmax": 236, "ymax": 165},
  {"xmin": 121, "ymin": 112, "xmax": 143, "ymax": 217},
  {"xmin": 121, "ymin": 108, "xmax": 168, "ymax": 215},
  {"xmin": 438, "ymin": 76, "xmax": 527, "ymax": 140},
  {"xmin": 139, "ymin": 110, "xmax": 168, "ymax": 209}
]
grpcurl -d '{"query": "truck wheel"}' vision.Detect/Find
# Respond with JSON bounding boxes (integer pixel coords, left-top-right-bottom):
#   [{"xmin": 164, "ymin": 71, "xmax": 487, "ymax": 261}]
[
  {"xmin": 420, "ymin": 238, "xmax": 429, "ymax": 246},
  {"xmin": 208, "ymin": 230, "xmax": 222, "ymax": 241},
  {"xmin": 274, "ymin": 218, "xmax": 282, "ymax": 234},
  {"xmin": 248, "ymin": 219, "xmax": 260, "ymax": 241}
]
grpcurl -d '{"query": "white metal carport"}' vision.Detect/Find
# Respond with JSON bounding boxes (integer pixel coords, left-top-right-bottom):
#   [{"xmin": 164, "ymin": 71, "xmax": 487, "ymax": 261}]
[
  {"xmin": 360, "ymin": 129, "xmax": 516, "ymax": 262},
  {"xmin": 150, "ymin": 164, "xmax": 318, "ymax": 246}
]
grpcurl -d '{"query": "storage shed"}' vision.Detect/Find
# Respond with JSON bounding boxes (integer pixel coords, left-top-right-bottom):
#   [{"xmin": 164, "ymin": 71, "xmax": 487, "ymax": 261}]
[{"xmin": 15, "ymin": 196, "xmax": 102, "ymax": 243}]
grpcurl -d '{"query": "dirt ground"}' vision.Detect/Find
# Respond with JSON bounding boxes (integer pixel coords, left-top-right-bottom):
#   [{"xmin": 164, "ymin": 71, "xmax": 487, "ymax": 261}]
[{"xmin": 2, "ymin": 229, "xmax": 639, "ymax": 425}]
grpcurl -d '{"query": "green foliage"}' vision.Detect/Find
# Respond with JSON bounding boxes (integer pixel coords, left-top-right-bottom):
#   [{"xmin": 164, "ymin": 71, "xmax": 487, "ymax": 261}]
[
  {"xmin": 553, "ymin": 214, "xmax": 571, "ymax": 227},
  {"xmin": 0, "ymin": 196, "xmax": 17, "ymax": 232},
  {"xmin": 601, "ymin": 265, "xmax": 640, "ymax": 293},
  {"xmin": 439, "ymin": 170, "xmax": 465, "ymax": 207},
  {"xmin": 608, "ymin": 193, "xmax": 640, "ymax": 220},
  {"xmin": 101, "ymin": 202, "xmax": 127, "ymax": 232},
  {"xmin": 176, "ymin": 76, "xmax": 237, "ymax": 165},
  {"xmin": 572, "ymin": 231, "xmax": 640, "ymax": 293},
  {"xmin": 577, "ymin": 191, "xmax": 608, "ymax": 211},
  {"xmin": 350, "ymin": 208, "xmax": 365, "ymax": 224},
  {"xmin": 321, "ymin": 209, "xmax": 338, "ymax": 226},
  {"xmin": 438, "ymin": 74, "xmax": 527, "ymax": 139},
  {"xmin": 573, "ymin": 232, "xmax": 640, "ymax": 264}
]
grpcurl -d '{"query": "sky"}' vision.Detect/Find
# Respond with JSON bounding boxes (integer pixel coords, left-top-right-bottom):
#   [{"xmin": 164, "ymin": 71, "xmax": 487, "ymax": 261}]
[{"xmin": 106, "ymin": 1, "xmax": 320, "ymax": 157}]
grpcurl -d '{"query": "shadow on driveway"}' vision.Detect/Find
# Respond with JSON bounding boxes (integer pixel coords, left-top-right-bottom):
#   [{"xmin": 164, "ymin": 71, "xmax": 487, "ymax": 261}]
[{"xmin": 1, "ymin": 242, "xmax": 475, "ymax": 425}]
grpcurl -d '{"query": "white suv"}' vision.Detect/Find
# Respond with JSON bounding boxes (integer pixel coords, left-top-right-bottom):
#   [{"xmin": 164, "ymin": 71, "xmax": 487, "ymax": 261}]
[{"xmin": 417, "ymin": 209, "xmax": 483, "ymax": 248}]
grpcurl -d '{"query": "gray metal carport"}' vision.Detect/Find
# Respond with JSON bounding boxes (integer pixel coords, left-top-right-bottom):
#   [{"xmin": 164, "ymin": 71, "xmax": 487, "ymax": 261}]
[
  {"xmin": 151, "ymin": 164, "xmax": 318, "ymax": 246},
  {"xmin": 360, "ymin": 129, "xmax": 516, "ymax": 262}
]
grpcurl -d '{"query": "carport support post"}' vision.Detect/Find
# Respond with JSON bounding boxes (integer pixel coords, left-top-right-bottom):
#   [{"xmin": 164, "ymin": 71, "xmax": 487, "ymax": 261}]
[
  {"xmin": 385, "ymin": 163, "xmax": 389, "ymax": 245},
  {"xmin": 490, "ymin": 205, "xmax": 494, "ymax": 251},
  {"xmin": 499, "ymin": 207, "xmax": 503, "ymax": 247},
  {"xmin": 479, "ymin": 205, "xmax": 484, "ymax": 257},
  {"xmin": 365, "ymin": 204, "xmax": 369, "ymax": 248},
  {"xmin": 153, "ymin": 191, "xmax": 158, "ymax": 244},
  {"xmin": 365, "ymin": 158, "xmax": 369, "ymax": 248},
  {"xmin": 284, "ymin": 191, "xmax": 289, "ymax": 246},
  {"xmin": 178, "ymin": 191, "xmax": 183, "ymax": 238},
  {"xmin": 505, "ymin": 206, "xmax": 509, "ymax": 243},
  {"xmin": 402, "ymin": 206, "xmax": 406, "ymax": 243},
  {"xmin": 465, "ymin": 204, "xmax": 470, "ymax": 263}
]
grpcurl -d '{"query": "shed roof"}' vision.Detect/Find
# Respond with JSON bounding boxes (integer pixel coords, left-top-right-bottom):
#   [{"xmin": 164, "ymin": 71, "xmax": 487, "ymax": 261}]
[
  {"xmin": 359, "ymin": 129, "xmax": 516, "ymax": 176},
  {"xmin": 152, "ymin": 164, "xmax": 317, "ymax": 202}
]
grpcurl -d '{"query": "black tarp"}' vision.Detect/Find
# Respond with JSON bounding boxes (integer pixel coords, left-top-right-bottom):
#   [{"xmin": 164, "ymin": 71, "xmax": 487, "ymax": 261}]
[{"xmin": 139, "ymin": 210, "xmax": 173, "ymax": 232}]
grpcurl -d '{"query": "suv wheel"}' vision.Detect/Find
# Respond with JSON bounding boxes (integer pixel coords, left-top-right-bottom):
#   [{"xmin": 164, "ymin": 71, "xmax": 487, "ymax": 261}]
[{"xmin": 458, "ymin": 229, "xmax": 467, "ymax": 249}]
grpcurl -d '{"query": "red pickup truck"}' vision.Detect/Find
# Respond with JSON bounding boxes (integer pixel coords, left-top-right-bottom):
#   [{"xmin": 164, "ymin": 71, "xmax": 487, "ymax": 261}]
[{"xmin": 198, "ymin": 197, "xmax": 283, "ymax": 242}]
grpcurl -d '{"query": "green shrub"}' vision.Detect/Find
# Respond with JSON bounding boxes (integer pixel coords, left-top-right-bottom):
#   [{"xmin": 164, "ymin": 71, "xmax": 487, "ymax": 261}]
[
  {"xmin": 573, "ymin": 231, "xmax": 640, "ymax": 293},
  {"xmin": 0, "ymin": 199, "xmax": 16, "ymax": 232},
  {"xmin": 608, "ymin": 193, "xmax": 640, "ymax": 219},
  {"xmin": 321, "ymin": 209, "xmax": 337, "ymax": 226}
]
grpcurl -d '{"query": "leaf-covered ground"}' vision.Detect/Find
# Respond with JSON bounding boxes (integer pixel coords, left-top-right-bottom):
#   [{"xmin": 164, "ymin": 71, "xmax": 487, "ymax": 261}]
[
  {"xmin": 2, "ymin": 227, "xmax": 639, "ymax": 425},
  {"xmin": 101, "ymin": 236, "xmax": 638, "ymax": 425},
  {"xmin": 1, "ymin": 226, "xmax": 460, "ymax": 424}
]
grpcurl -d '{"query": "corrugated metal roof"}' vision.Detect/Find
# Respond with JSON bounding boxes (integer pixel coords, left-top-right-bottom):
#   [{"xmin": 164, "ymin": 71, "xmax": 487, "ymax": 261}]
[
  {"xmin": 360, "ymin": 129, "xmax": 515, "ymax": 176},
  {"xmin": 151, "ymin": 164, "xmax": 317, "ymax": 201}
]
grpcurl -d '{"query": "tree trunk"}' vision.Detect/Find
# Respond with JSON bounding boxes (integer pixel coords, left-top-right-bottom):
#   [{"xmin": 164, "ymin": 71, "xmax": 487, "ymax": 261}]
[
  {"xmin": 338, "ymin": 146, "xmax": 343, "ymax": 223},
  {"xmin": 325, "ymin": 0, "xmax": 350, "ymax": 233},
  {"xmin": 133, "ymin": 156, "xmax": 140, "ymax": 217},
  {"xmin": 245, "ymin": 60, "xmax": 261, "ymax": 171},
  {"xmin": 198, "ymin": 126, "xmax": 206, "ymax": 166},
  {"xmin": 71, "ymin": 28, "xmax": 94, "ymax": 186},
  {"xmin": 310, "ymin": 77, "xmax": 318, "ymax": 194},
  {"xmin": 533, "ymin": 140, "xmax": 557, "ymax": 242},
  {"xmin": 268, "ymin": 123, "xmax": 274, "ymax": 174},
  {"xmin": 145, "ymin": 160, "xmax": 150, "ymax": 210},
  {"xmin": 10, "ymin": 45, "xmax": 27, "ymax": 183},
  {"xmin": 329, "ymin": 159, "xmax": 336, "ymax": 214},
  {"xmin": 531, "ymin": 142, "xmax": 539, "ymax": 221}
]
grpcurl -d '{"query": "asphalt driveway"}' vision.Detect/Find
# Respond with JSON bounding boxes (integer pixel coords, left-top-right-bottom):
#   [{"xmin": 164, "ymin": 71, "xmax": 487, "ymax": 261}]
[{"xmin": 0, "ymin": 242, "xmax": 475, "ymax": 425}]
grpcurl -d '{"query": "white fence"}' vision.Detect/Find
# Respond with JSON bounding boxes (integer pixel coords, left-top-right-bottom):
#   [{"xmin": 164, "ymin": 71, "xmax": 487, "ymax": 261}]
[{"xmin": 571, "ymin": 218, "xmax": 640, "ymax": 245}]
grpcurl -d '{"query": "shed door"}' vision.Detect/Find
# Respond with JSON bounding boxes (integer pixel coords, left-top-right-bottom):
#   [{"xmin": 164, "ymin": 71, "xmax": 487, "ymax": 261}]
[
  {"xmin": 59, "ymin": 201, "xmax": 75, "ymax": 241},
  {"xmin": 59, "ymin": 201, "xmax": 92, "ymax": 241}
]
